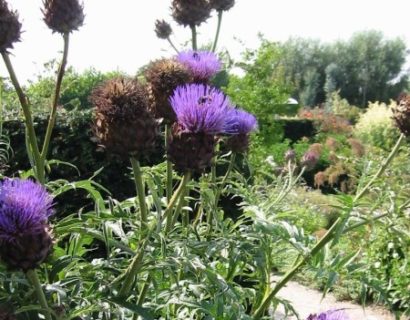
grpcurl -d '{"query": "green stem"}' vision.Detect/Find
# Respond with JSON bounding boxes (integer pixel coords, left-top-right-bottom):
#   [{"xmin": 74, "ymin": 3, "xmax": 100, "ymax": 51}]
[
  {"xmin": 117, "ymin": 239, "xmax": 147, "ymax": 297},
  {"xmin": 252, "ymin": 218, "xmax": 341, "ymax": 318},
  {"xmin": 26, "ymin": 269, "xmax": 52, "ymax": 320},
  {"xmin": 354, "ymin": 133, "xmax": 405, "ymax": 202},
  {"xmin": 167, "ymin": 37, "xmax": 179, "ymax": 54},
  {"xmin": 252, "ymin": 133, "xmax": 405, "ymax": 319},
  {"xmin": 130, "ymin": 157, "xmax": 148, "ymax": 227},
  {"xmin": 1, "ymin": 52, "xmax": 44, "ymax": 184},
  {"xmin": 137, "ymin": 274, "xmax": 152, "ymax": 305},
  {"xmin": 215, "ymin": 152, "xmax": 236, "ymax": 206},
  {"xmin": 211, "ymin": 10, "xmax": 223, "ymax": 52},
  {"xmin": 190, "ymin": 24, "xmax": 197, "ymax": 51},
  {"xmin": 40, "ymin": 32, "xmax": 70, "ymax": 163},
  {"xmin": 170, "ymin": 183, "xmax": 189, "ymax": 229},
  {"xmin": 164, "ymin": 172, "xmax": 191, "ymax": 232},
  {"xmin": 165, "ymin": 124, "xmax": 173, "ymax": 203}
]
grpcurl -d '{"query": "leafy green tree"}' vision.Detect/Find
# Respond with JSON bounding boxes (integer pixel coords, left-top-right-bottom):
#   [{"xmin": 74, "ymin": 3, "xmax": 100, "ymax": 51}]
[
  {"xmin": 225, "ymin": 39, "xmax": 292, "ymax": 143},
  {"xmin": 277, "ymin": 31, "xmax": 409, "ymax": 107}
]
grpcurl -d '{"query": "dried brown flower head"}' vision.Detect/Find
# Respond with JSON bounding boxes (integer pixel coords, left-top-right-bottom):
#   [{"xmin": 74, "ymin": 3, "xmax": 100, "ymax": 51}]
[
  {"xmin": 347, "ymin": 138, "xmax": 365, "ymax": 157},
  {"xmin": 392, "ymin": 93, "xmax": 410, "ymax": 136},
  {"xmin": 171, "ymin": 0, "xmax": 211, "ymax": 27},
  {"xmin": 154, "ymin": 19, "xmax": 172, "ymax": 39},
  {"xmin": 145, "ymin": 59, "xmax": 192, "ymax": 123},
  {"xmin": 209, "ymin": 0, "xmax": 235, "ymax": 11},
  {"xmin": 0, "ymin": 0, "xmax": 21, "ymax": 53},
  {"xmin": 91, "ymin": 77, "xmax": 158, "ymax": 158},
  {"xmin": 42, "ymin": 0, "xmax": 85, "ymax": 34}
]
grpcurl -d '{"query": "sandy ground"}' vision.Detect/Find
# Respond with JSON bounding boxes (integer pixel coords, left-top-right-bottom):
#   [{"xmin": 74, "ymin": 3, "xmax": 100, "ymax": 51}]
[{"xmin": 271, "ymin": 278, "xmax": 404, "ymax": 320}]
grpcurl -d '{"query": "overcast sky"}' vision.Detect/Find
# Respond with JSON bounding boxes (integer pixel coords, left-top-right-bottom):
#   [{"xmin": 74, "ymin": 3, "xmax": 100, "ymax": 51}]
[{"xmin": 1, "ymin": 0, "xmax": 409, "ymax": 83}]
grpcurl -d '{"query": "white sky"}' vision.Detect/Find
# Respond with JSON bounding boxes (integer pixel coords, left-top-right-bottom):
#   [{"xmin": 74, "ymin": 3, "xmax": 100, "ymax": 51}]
[{"xmin": 1, "ymin": 0, "xmax": 410, "ymax": 84}]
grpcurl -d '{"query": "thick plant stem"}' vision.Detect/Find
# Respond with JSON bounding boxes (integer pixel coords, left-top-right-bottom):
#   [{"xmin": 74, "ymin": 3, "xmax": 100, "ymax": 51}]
[
  {"xmin": 215, "ymin": 152, "xmax": 236, "ymax": 206},
  {"xmin": 190, "ymin": 24, "xmax": 197, "ymax": 50},
  {"xmin": 26, "ymin": 269, "xmax": 52, "ymax": 320},
  {"xmin": 167, "ymin": 37, "xmax": 179, "ymax": 54},
  {"xmin": 354, "ymin": 133, "xmax": 405, "ymax": 201},
  {"xmin": 165, "ymin": 125, "xmax": 173, "ymax": 203},
  {"xmin": 41, "ymin": 33, "xmax": 70, "ymax": 163},
  {"xmin": 252, "ymin": 133, "xmax": 405, "ymax": 319},
  {"xmin": 164, "ymin": 172, "xmax": 191, "ymax": 232},
  {"xmin": 130, "ymin": 157, "xmax": 148, "ymax": 227},
  {"xmin": 117, "ymin": 239, "xmax": 147, "ymax": 298},
  {"xmin": 211, "ymin": 10, "xmax": 223, "ymax": 52},
  {"xmin": 1, "ymin": 53, "xmax": 44, "ymax": 184}
]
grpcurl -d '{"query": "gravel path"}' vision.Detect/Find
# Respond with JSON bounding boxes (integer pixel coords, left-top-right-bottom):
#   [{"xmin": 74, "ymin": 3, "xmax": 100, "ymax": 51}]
[{"xmin": 271, "ymin": 279, "xmax": 403, "ymax": 319}]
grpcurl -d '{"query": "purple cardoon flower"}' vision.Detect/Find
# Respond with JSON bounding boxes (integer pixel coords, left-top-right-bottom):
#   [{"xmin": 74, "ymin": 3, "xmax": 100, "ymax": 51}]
[
  {"xmin": 0, "ymin": 178, "xmax": 54, "ymax": 271},
  {"xmin": 170, "ymin": 83, "xmax": 232, "ymax": 135},
  {"xmin": 307, "ymin": 309, "xmax": 350, "ymax": 320},
  {"xmin": 224, "ymin": 108, "xmax": 258, "ymax": 135},
  {"xmin": 0, "ymin": 179, "xmax": 53, "ymax": 243},
  {"xmin": 176, "ymin": 50, "xmax": 221, "ymax": 83}
]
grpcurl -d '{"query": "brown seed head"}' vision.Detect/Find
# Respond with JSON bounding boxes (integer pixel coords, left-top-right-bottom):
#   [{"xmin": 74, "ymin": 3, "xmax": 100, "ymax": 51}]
[
  {"xmin": 42, "ymin": 0, "xmax": 85, "ymax": 34},
  {"xmin": 0, "ymin": 0, "xmax": 21, "ymax": 53},
  {"xmin": 145, "ymin": 59, "xmax": 192, "ymax": 123},
  {"xmin": 91, "ymin": 77, "xmax": 158, "ymax": 158},
  {"xmin": 392, "ymin": 93, "xmax": 410, "ymax": 136},
  {"xmin": 209, "ymin": 0, "xmax": 235, "ymax": 11},
  {"xmin": 154, "ymin": 19, "xmax": 172, "ymax": 39},
  {"xmin": 171, "ymin": 0, "xmax": 211, "ymax": 27},
  {"xmin": 226, "ymin": 133, "xmax": 250, "ymax": 154}
]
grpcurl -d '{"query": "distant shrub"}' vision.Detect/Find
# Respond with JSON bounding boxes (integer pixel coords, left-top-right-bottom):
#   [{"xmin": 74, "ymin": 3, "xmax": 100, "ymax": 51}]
[
  {"xmin": 327, "ymin": 92, "xmax": 362, "ymax": 124},
  {"xmin": 354, "ymin": 101, "xmax": 400, "ymax": 150},
  {"xmin": 299, "ymin": 107, "xmax": 352, "ymax": 134}
]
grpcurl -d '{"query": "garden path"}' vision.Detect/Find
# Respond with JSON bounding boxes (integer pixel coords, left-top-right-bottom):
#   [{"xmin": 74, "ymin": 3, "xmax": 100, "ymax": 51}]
[{"xmin": 271, "ymin": 278, "xmax": 403, "ymax": 320}]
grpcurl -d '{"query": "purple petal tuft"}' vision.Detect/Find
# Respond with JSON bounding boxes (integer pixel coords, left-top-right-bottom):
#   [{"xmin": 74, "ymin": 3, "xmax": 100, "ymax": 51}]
[
  {"xmin": 177, "ymin": 50, "xmax": 221, "ymax": 82},
  {"xmin": 0, "ymin": 179, "xmax": 53, "ymax": 243},
  {"xmin": 170, "ymin": 84, "xmax": 232, "ymax": 134},
  {"xmin": 307, "ymin": 309, "xmax": 350, "ymax": 320},
  {"xmin": 224, "ymin": 108, "xmax": 258, "ymax": 134}
]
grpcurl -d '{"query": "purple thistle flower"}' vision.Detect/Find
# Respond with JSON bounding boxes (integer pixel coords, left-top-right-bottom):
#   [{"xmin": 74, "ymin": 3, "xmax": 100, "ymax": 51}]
[
  {"xmin": 0, "ymin": 179, "xmax": 53, "ymax": 243},
  {"xmin": 307, "ymin": 309, "xmax": 350, "ymax": 320},
  {"xmin": 224, "ymin": 108, "xmax": 258, "ymax": 135},
  {"xmin": 176, "ymin": 50, "xmax": 221, "ymax": 82},
  {"xmin": 170, "ymin": 84, "xmax": 232, "ymax": 135}
]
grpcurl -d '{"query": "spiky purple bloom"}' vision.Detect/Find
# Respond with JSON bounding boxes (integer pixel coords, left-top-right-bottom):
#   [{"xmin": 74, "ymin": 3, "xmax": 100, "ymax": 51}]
[
  {"xmin": 301, "ymin": 150, "xmax": 319, "ymax": 171},
  {"xmin": 224, "ymin": 109, "xmax": 258, "ymax": 135},
  {"xmin": 170, "ymin": 84, "xmax": 232, "ymax": 134},
  {"xmin": 307, "ymin": 309, "xmax": 350, "ymax": 320},
  {"xmin": 176, "ymin": 50, "xmax": 221, "ymax": 83},
  {"xmin": 0, "ymin": 179, "xmax": 53, "ymax": 243}
]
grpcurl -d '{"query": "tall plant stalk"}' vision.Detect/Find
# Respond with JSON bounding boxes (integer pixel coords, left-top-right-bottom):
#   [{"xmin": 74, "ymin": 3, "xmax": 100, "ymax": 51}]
[
  {"xmin": 252, "ymin": 133, "xmax": 405, "ymax": 319},
  {"xmin": 1, "ymin": 53, "xmax": 44, "ymax": 184},
  {"xmin": 40, "ymin": 32, "xmax": 70, "ymax": 163},
  {"xmin": 190, "ymin": 24, "xmax": 197, "ymax": 50},
  {"xmin": 165, "ymin": 124, "xmax": 173, "ymax": 203},
  {"xmin": 130, "ymin": 157, "xmax": 148, "ymax": 227},
  {"xmin": 26, "ymin": 270, "xmax": 52, "ymax": 320},
  {"xmin": 211, "ymin": 11, "xmax": 223, "ymax": 52}
]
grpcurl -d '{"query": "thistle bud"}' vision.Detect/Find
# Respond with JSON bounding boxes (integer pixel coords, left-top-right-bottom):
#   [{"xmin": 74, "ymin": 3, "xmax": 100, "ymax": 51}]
[
  {"xmin": 154, "ymin": 19, "xmax": 172, "ymax": 39},
  {"xmin": 42, "ymin": 0, "xmax": 85, "ymax": 34},
  {"xmin": 145, "ymin": 59, "xmax": 192, "ymax": 123},
  {"xmin": 168, "ymin": 84, "xmax": 231, "ymax": 173},
  {"xmin": 392, "ymin": 93, "xmax": 410, "ymax": 136},
  {"xmin": 171, "ymin": 0, "xmax": 211, "ymax": 27},
  {"xmin": 224, "ymin": 109, "xmax": 258, "ymax": 153},
  {"xmin": 284, "ymin": 149, "xmax": 296, "ymax": 162},
  {"xmin": 209, "ymin": 0, "xmax": 235, "ymax": 11},
  {"xmin": 0, "ymin": 1, "xmax": 22, "ymax": 53},
  {"xmin": 0, "ymin": 179, "xmax": 53, "ymax": 271},
  {"xmin": 91, "ymin": 77, "xmax": 158, "ymax": 159},
  {"xmin": 301, "ymin": 150, "xmax": 319, "ymax": 171}
]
